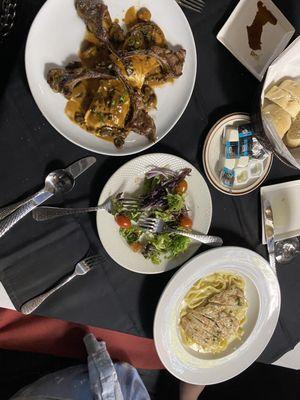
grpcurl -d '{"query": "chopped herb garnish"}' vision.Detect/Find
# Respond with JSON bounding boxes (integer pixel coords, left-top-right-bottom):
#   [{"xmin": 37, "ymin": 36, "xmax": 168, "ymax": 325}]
[{"xmin": 97, "ymin": 112, "xmax": 105, "ymax": 122}]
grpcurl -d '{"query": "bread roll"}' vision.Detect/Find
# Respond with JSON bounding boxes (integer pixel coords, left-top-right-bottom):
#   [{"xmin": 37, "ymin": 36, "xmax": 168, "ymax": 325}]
[
  {"xmin": 286, "ymin": 113, "xmax": 300, "ymax": 148},
  {"xmin": 265, "ymin": 85, "xmax": 300, "ymax": 118},
  {"xmin": 262, "ymin": 103, "xmax": 291, "ymax": 138},
  {"xmin": 279, "ymin": 79, "xmax": 300, "ymax": 103}
]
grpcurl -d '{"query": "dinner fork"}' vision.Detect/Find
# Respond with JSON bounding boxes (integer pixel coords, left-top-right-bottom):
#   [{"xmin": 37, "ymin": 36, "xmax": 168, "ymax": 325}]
[
  {"xmin": 20, "ymin": 255, "xmax": 103, "ymax": 315},
  {"xmin": 138, "ymin": 217, "xmax": 223, "ymax": 247},
  {"xmin": 176, "ymin": 0, "xmax": 205, "ymax": 14},
  {"xmin": 32, "ymin": 196, "xmax": 139, "ymax": 221}
]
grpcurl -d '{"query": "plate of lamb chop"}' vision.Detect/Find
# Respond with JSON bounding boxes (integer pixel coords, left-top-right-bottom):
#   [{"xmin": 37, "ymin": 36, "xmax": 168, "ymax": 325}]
[{"xmin": 25, "ymin": 0, "xmax": 196, "ymax": 155}]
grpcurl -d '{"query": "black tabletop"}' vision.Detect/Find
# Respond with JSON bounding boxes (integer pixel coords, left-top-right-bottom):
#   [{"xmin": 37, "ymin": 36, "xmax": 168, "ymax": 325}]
[{"xmin": 0, "ymin": 0, "xmax": 300, "ymax": 364}]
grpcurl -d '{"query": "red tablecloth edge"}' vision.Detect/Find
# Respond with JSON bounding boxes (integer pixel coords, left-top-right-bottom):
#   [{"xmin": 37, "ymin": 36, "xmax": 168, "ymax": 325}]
[{"xmin": 0, "ymin": 308, "xmax": 164, "ymax": 370}]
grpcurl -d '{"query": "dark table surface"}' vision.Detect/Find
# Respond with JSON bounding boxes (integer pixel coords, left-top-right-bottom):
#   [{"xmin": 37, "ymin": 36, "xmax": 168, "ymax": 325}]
[{"xmin": 0, "ymin": 0, "xmax": 300, "ymax": 364}]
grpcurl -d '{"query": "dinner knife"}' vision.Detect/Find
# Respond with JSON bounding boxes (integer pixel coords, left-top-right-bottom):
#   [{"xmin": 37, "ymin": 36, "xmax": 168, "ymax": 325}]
[
  {"xmin": 0, "ymin": 156, "xmax": 96, "ymax": 238},
  {"xmin": 64, "ymin": 156, "xmax": 96, "ymax": 180},
  {"xmin": 263, "ymin": 199, "xmax": 276, "ymax": 272}
]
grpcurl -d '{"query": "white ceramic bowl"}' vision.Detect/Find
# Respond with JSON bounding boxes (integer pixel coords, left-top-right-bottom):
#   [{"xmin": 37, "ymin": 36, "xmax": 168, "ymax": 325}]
[
  {"xmin": 25, "ymin": 0, "xmax": 197, "ymax": 156},
  {"xmin": 154, "ymin": 247, "xmax": 281, "ymax": 384}
]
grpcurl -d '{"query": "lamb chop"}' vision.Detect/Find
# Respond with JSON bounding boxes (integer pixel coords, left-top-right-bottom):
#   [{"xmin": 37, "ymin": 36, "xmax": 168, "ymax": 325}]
[{"xmin": 47, "ymin": 62, "xmax": 115, "ymax": 99}]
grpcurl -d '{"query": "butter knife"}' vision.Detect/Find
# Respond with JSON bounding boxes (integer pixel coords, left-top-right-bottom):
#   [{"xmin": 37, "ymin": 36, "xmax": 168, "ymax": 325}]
[
  {"xmin": 263, "ymin": 199, "xmax": 276, "ymax": 272},
  {"xmin": 0, "ymin": 156, "xmax": 96, "ymax": 238}
]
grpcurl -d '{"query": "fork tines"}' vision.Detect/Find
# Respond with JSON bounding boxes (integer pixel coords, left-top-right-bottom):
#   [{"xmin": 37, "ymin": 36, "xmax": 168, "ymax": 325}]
[
  {"xmin": 83, "ymin": 254, "xmax": 104, "ymax": 267},
  {"xmin": 138, "ymin": 217, "xmax": 157, "ymax": 230},
  {"xmin": 118, "ymin": 197, "xmax": 139, "ymax": 207},
  {"xmin": 179, "ymin": 0, "xmax": 205, "ymax": 13}
]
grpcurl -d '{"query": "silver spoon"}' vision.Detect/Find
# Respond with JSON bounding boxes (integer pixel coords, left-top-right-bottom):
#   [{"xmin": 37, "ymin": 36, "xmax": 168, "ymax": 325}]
[
  {"xmin": 275, "ymin": 237, "xmax": 300, "ymax": 264},
  {"xmin": 0, "ymin": 169, "xmax": 74, "ymax": 238}
]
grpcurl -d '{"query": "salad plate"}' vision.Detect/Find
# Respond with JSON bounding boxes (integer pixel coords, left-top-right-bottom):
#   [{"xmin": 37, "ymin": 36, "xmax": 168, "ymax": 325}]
[{"xmin": 97, "ymin": 153, "xmax": 212, "ymax": 274}]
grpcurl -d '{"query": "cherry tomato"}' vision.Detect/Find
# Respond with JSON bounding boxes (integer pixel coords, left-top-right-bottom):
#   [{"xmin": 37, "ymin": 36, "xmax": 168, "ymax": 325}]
[
  {"xmin": 130, "ymin": 242, "xmax": 142, "ymax": 252},
  {"xmin": 180, "ymin": 216, "xmax": 192, "ymax": 229},
  {"xmin": 175, "ymin": 180, "xmax": 188, "ymax": 194},
  {"xmin": 115, "ymin": 215, "xmax": 131, "ymax": 228}
]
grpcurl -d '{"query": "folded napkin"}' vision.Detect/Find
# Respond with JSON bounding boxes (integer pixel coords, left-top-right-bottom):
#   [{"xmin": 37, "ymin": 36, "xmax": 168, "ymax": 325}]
[
  {"xmin": 0, "ymin": 217, "xmax": 90, "ymax": 310},
  {"xmin": 0, "ymin": 210, "xmax": 142, "ymax": 337}
]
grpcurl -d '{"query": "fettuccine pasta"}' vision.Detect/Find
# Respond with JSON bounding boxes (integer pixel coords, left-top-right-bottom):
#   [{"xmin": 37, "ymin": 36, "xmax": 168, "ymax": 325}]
[{"xmin": 179, "ymin": 272, "xmax": 248, "ymax": 353}]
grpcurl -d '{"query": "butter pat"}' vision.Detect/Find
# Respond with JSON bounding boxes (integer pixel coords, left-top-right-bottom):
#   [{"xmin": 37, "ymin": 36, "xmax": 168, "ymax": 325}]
[
  {"xmin": 237, "ymin": 156, "xmax": 249, "ymax": 168},
  {"xmin": 224, "ymin": 157, "xmax": 236, "ymax": 170},
  {"xmin": 225, "ymin": 126, "xmax": 239, "ymax": 143}
]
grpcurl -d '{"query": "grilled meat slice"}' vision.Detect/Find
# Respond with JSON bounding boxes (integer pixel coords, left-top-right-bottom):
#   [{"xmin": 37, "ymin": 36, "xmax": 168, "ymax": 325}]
[
  {"xmin": 126, "ymin": 90, "xmax": 156, "ymax": 142},
  {"xmin": 123, "ymin": 21, "xmax": 166, "ymax": 51},
  {"xmin": 112, "ymin": 64, "xmax": 156, "ymax": 142},
  {"xmin": 75, "ymin": 0, "xmax": 112, "ymax": 43},
  {"xmin": 209, "ymin": 287, "xmax": 246, "ymax": 307},
  {"xmin": 47, "ymin": 65, "xmax": 115, "ymax": 98},
  {"xmin": 181, "ymin": 312, "xmax": 221, "ymax": 349},
  {"xmin": 196, "ymin": 304, "xmax": 240, "ymax": 339},
  {"xmin": 149, "ymin": 46, "xmax": 186, "ymax": 77},
  {"xmin": 119, "ymin": 46, "xmax": 186, "ymax": 87}
]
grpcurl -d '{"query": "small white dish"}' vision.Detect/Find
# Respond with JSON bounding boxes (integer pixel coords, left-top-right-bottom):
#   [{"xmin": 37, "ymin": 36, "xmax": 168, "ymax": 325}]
[
  {"xmin": 203, "ymin": 113, "xmax": 273, "ymax": 196},
  {"xmin": 96, "ymin": 153, "xmax": 212, "ymax": 274},
  {"xmin": 154, "ymin": 246, "xmax": 281, "ymax": 385},
  {"xmin": 25, "ymin": 0, "xmax": 197, "ymax": 156},
  {"xmin": 261, "ymin": 179, "xmax": 300, "ymax": 244},
  {"xmin": 217, "ymin": 0, "xmax": 295, "ymax": 81}
]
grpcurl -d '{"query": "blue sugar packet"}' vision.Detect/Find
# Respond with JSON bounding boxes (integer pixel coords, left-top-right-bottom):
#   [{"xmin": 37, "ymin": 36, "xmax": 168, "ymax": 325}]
[
  {"xmin": 220, "ymin": 167, "xmax": 235, "ymax": 188},
  {"xmin": 225, "ymin": 141, "xmax": 239, "ymax": 159},
  {"xmin": 238, "ymin": 124, "xmax": 253, "ymax": 157}
]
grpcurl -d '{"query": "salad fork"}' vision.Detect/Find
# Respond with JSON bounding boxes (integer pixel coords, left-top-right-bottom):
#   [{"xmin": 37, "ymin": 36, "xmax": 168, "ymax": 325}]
[
  {"xmin": 20, "ymin": 255, "xmax": 103, "ymax": 315},
  {"xmin": 32, "ymin": 196, "xmax": 139, "ymax": 221},
  {"xmin": 176, "ymin": 0, "xmax": 205, "ymax": 14},
  {"xmin": 138, "ymin": 217, "xmax": 223, "ymax": 247}
]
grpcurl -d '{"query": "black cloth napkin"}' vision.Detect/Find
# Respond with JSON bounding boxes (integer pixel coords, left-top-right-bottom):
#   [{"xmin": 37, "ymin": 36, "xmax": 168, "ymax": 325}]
[
  {"xmin": 0, "ymin": 0, "xmax": 300, "ymax": 364},
  {"xmin": 0, "ymin": 218, "xmax": 90, "ymax": 309}
]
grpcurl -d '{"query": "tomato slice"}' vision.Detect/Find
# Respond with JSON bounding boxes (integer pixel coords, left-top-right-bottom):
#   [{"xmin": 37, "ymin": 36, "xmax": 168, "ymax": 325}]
[
  {"xmin": 115, "ymin": 214, "xmax": 131, "ymax": 228},
  {"xmin": 179, "ymin": 216, "xmax": 192, "ymax": 229},
  {"xmin": 175, "ymin": 180, "xmax": 188, "ymax": 194},
  {"xmin": 130, "ymin": 242, "xmax": 142, "ymax": 252}
]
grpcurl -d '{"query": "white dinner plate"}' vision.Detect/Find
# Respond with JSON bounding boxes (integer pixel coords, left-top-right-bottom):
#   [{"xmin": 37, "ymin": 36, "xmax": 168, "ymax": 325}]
[
  {"xmin": 25, "ymin": 0, "xmax": 196, "ymax": 156},
  {"xmin": 154, "ymin": 247, "xmax": 281, "ymax": 384},
  {"xmin": 96, "ymin": 153, "xmax": 212, "ymax": 274}
]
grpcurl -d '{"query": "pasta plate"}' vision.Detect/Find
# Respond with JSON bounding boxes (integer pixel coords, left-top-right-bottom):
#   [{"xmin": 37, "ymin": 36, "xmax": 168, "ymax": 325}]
[{"xmin": 154, "ymin": 246, "xmax": 280, "ymax": 384}]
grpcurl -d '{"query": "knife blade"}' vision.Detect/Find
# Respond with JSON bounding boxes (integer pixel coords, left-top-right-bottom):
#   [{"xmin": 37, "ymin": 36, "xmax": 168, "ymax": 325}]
[
  {"xmin": 263, "ymin": 199, "xmax": 276, "ymax": 272},
  {"xmin": 65, "ymin": 156, "xmax": 96, "ymax": 179}
]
